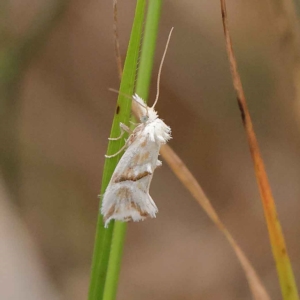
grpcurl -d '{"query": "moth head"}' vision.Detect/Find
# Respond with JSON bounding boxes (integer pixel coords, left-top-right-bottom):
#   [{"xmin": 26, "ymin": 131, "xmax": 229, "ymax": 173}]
[
  {"xmin": 141, "ymin": 107, "xmax": 158, "ymax": 123},
  {"xmin": 132, "ymin": 95, "xmax": 159, "ymax": 123}
]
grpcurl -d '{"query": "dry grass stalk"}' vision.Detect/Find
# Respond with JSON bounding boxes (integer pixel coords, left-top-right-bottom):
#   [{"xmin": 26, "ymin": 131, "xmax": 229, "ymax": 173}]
[{"xmin": 220, "ymin": 0, "xmax": 299, "ymax": 299}]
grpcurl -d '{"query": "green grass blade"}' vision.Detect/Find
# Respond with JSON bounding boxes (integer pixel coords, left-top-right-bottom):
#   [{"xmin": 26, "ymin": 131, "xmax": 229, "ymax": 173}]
[
  {"xmin": 135, "ymin": 0, "xmax": 162, "ymax": 100},
  {"xmin": 88, "ymin": 1, "xmax": 146, "ymax": 299},
  {"xmin": 102, "ymin": 222, "xmax": 127, "ymax": 300},
  {"xmin": 102, "ymin": 1, "xmax": 163, "ymax": 300}
]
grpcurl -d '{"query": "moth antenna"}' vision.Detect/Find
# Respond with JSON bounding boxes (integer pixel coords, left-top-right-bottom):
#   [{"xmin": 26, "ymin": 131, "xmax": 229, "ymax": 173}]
[
  {"xmin": 152, "ymin": 27, "xmax": 174, "ymax": 109},
  {"xmin": 109, "ymin": 88, "xmax": 132, "ymax": 100},
  {"xmin": 108, "ymin": 88, "xmax": 148, "ymax": 109}
]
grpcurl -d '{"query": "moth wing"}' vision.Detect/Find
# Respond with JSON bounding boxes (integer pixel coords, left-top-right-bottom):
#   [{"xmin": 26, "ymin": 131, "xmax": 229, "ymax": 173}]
[
  {"xmin": 101, "ymin": 180, "xmax": 158, "ymax": 227},
  {"xmin": 101, "ymin": 131, "xmax": 160, "ymax": 227}
]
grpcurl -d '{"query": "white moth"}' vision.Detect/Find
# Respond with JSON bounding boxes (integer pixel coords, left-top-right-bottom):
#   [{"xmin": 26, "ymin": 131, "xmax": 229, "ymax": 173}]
[{"xmin": 101, "ymin": 28, "xmax": 173, "ymax": 228}]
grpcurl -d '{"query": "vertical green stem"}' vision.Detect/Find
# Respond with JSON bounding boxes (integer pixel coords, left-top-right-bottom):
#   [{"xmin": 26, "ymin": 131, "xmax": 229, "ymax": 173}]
[
  {"xmin": 135, "ymin": 0, "xmax": 162, "ymax": 100},
  {"xmin": 88, "ymin": 1, "xmax": 145, "ymax": 299},
  {"xmin": 102, "ymin": 1, "xmax": 163, "ymax": 300},
  {"xmin": 102, "ymin": 223, "xmax": 127, "ymax": 300},
  {"xmin": 89, "ymin": 1, "xmax": 163, "ymax": 299}
]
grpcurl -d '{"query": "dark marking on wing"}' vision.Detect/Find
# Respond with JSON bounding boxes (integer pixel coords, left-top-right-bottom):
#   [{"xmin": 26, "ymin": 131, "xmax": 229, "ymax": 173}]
[
  {"xmin": 116, "ymin": 105, "xmax": 120, "ymax": 114},
  {"xmin": 129, "ymin": 201, "xmax": 150, "ymax": 218},
  {"xmin": 141, "ymin": 139, "xmax": 148, "ymax": 147},
  {"xmin": 103, "ymin": 204, "xmax": 116, "ymax": 222},
  {"xmin": 114, "ymin": 170, "xmax": 152, "ymax": 183},
  {"xmin": 133, "ymin": 152, "xmax": 150, "ymax": 164},
  {"xmin": 116, "ymin": 186, "xmax": 132, "ymax": 198}
]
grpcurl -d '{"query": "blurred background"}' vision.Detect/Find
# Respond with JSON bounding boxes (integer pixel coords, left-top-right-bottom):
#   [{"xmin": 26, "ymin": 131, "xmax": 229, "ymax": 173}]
[{"xmin": 1, "ymin": 0, "xmax": 300, "ymax": 299}]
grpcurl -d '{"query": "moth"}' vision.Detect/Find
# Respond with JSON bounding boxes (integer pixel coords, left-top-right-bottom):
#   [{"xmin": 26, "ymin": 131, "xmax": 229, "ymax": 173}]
[{"xmin": 101, "ymin": 28, "xmax": 173, "ymax": 228}]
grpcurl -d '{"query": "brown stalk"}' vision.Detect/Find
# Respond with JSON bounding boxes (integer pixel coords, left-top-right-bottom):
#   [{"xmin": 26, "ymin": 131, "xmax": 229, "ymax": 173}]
[{"xmin": 220, "ymin": 0, "xmax": 299, "ymax": 299}]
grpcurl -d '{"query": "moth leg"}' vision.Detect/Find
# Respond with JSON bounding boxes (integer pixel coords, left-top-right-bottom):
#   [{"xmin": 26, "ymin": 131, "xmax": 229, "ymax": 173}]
[
  {"xmin": 129, "ymin": 120, "xmax": 139, "ymax": 126},
  {"xmin": 105, "ymin": 143, "xmax": 128, "ymax": 158},
  {"xmin": 105, "ymin": 132, "xmax": 133, "ymax": 158},
  {"xmin": 108, "ymin": 132, "xmax": 124, "ymax": 141},
  {"xmin": 120, "ymin": 122, "xmax": 132, "ymax": 133},
  {"xmin": 108, "ymin": 123, "xmax": 132, "ymax": 141}
]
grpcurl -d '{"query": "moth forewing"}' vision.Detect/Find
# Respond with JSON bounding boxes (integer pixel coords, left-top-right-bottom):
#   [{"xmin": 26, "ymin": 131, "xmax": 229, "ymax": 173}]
[{"xmin": 101, "ymin": 122, "xmax": 170, "ymax": 227}]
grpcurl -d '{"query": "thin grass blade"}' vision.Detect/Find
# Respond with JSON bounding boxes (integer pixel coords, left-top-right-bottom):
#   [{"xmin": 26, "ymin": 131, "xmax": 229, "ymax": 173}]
[{"xmin": 88, "ymin": 1, "xmax": 146, "ymax": 299}]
